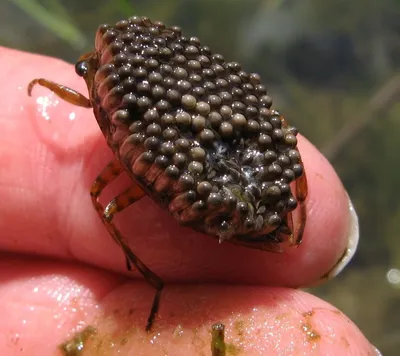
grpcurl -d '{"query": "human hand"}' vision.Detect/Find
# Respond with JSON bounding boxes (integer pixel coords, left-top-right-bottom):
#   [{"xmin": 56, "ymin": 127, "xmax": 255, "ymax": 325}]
[{"xmin": 0, "ymin": 46, "xmax": 376, "ymax": 355}]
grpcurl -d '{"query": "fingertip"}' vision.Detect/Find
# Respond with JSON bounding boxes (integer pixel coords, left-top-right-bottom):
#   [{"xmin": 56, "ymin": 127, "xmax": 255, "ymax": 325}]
[
  {"xmin": 312, "ymin": 192, "xmax": 360, "ymax": 284},
  {"xmin": 66, "ymin": 285, "xmax": 374, "ymax": 356},
  {"xmin": 283, "ymin": 135, "xmax": 358, "ymax": 286}
]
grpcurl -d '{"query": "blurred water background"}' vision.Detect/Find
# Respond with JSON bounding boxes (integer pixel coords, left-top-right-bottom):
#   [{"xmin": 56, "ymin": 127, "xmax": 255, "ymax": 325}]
[{"xmin": 1, "ymin": 0, "xmax": 400, "ymax": 354}]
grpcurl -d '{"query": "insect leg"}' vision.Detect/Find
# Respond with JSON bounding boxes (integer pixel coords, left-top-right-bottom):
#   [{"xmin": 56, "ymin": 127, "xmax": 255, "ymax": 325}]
[
  {"xmin": 278, "ymin": 114, "xmax": 308, "ymax": 245},
  {"xmin": 293, "ymin": 166, "xmax": 308, "ymax": 245},
  {"xmin": 91, "ymin": 159, "xmax": 164, "ymax": 332},
  {"xmin": 27, "ymin": 78, "xmax": 91, "ymax": 108},
  {"xmin": 103, "ymin": 191, "xmax": 164, "ymax": 332},
  {"xmin": 91, "ymin": 159, "xmax": 132, "ymax": 267},
  {"xmin": 211, "ymin": 323, "xmax": 226, "ymax": 356}
]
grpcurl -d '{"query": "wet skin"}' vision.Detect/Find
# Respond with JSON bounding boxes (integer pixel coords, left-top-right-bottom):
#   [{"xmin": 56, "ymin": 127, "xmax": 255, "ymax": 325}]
[{"xmin": 0, "ymin": 46, "xmax": 376, "ymax": 355}]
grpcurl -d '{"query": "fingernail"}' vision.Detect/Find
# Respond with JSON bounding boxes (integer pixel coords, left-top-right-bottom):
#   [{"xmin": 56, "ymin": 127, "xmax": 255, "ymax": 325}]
[
  {"xmin": 307, "ymin": 192, "xmax": 359, "ymax": 287},
  {"xmin": 372, "ymin": 345, "xmax": 383, "ymax": 356},
  {"xmin": 321, "ymin": 192, "xmax": 360, "ymax": 280}
]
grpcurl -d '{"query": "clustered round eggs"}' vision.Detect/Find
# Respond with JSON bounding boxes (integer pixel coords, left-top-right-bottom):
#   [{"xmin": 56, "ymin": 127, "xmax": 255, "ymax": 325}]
[{"xmin": 86, "ymin": 16, "xmax": 304, "ymax": 241}]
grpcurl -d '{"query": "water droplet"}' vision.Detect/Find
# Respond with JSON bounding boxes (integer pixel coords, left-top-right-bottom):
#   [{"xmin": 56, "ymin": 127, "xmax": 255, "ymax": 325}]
[
  {"xmin": 69, "ymin": 111, "xmax": 76, "ymax": 121},
  {"xmin": 386, "ymin": 268, "xmax": 400, "ymax": 286},
  {"xmin": 36, "ymin": 95, "xmax": 58, "ymax": 121},
  {"xmin": 27, "ymin": 89, "xmax": 92, "ymax": 156},
  {"xmin": 173, "ymin": 324, "xmax": 184, "ymax": 337}
]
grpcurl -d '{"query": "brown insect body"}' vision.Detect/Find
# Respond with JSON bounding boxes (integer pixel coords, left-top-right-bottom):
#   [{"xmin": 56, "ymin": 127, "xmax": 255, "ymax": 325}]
[
  {"xmin": 78, "ymin": 17, "xmax": 307, "ymax": 251},
  {"xmin": 28, "ymin": 16, "xmax": 307, "ymax": 331}
]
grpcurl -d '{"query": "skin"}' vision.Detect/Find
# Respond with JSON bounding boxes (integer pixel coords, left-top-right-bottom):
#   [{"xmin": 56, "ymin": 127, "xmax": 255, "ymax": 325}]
[{"xmin": 0, "ymin": 46, "xmax": 376, "ymax": 355}]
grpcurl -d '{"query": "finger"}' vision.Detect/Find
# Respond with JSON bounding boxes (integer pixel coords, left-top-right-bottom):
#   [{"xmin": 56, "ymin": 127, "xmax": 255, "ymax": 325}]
[
  {"xmin": 0, "ymin": 256, "xmax": 375, "ymax": 356},
  {"xmin": 0, "ymin": 47, "xmax": 358, "ymax": 286}
]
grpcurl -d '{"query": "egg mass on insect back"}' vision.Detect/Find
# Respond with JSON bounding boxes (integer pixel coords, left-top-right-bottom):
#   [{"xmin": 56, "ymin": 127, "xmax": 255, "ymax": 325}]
[{"xmin": 86, "ymin": 16, "xmax": 307, "ymax": 247}]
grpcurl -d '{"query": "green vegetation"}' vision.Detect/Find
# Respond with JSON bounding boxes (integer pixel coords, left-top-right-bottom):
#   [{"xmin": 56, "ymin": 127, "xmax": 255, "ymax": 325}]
[{"xmin": 2, "ymin": 0, "xmax": 400, "ymax": 354}]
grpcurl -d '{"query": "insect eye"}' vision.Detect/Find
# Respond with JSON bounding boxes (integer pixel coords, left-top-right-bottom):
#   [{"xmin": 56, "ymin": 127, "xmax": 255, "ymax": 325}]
[{"xmin": 75, "ymin": 60, "xmax": 88, "ymax": 77}]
